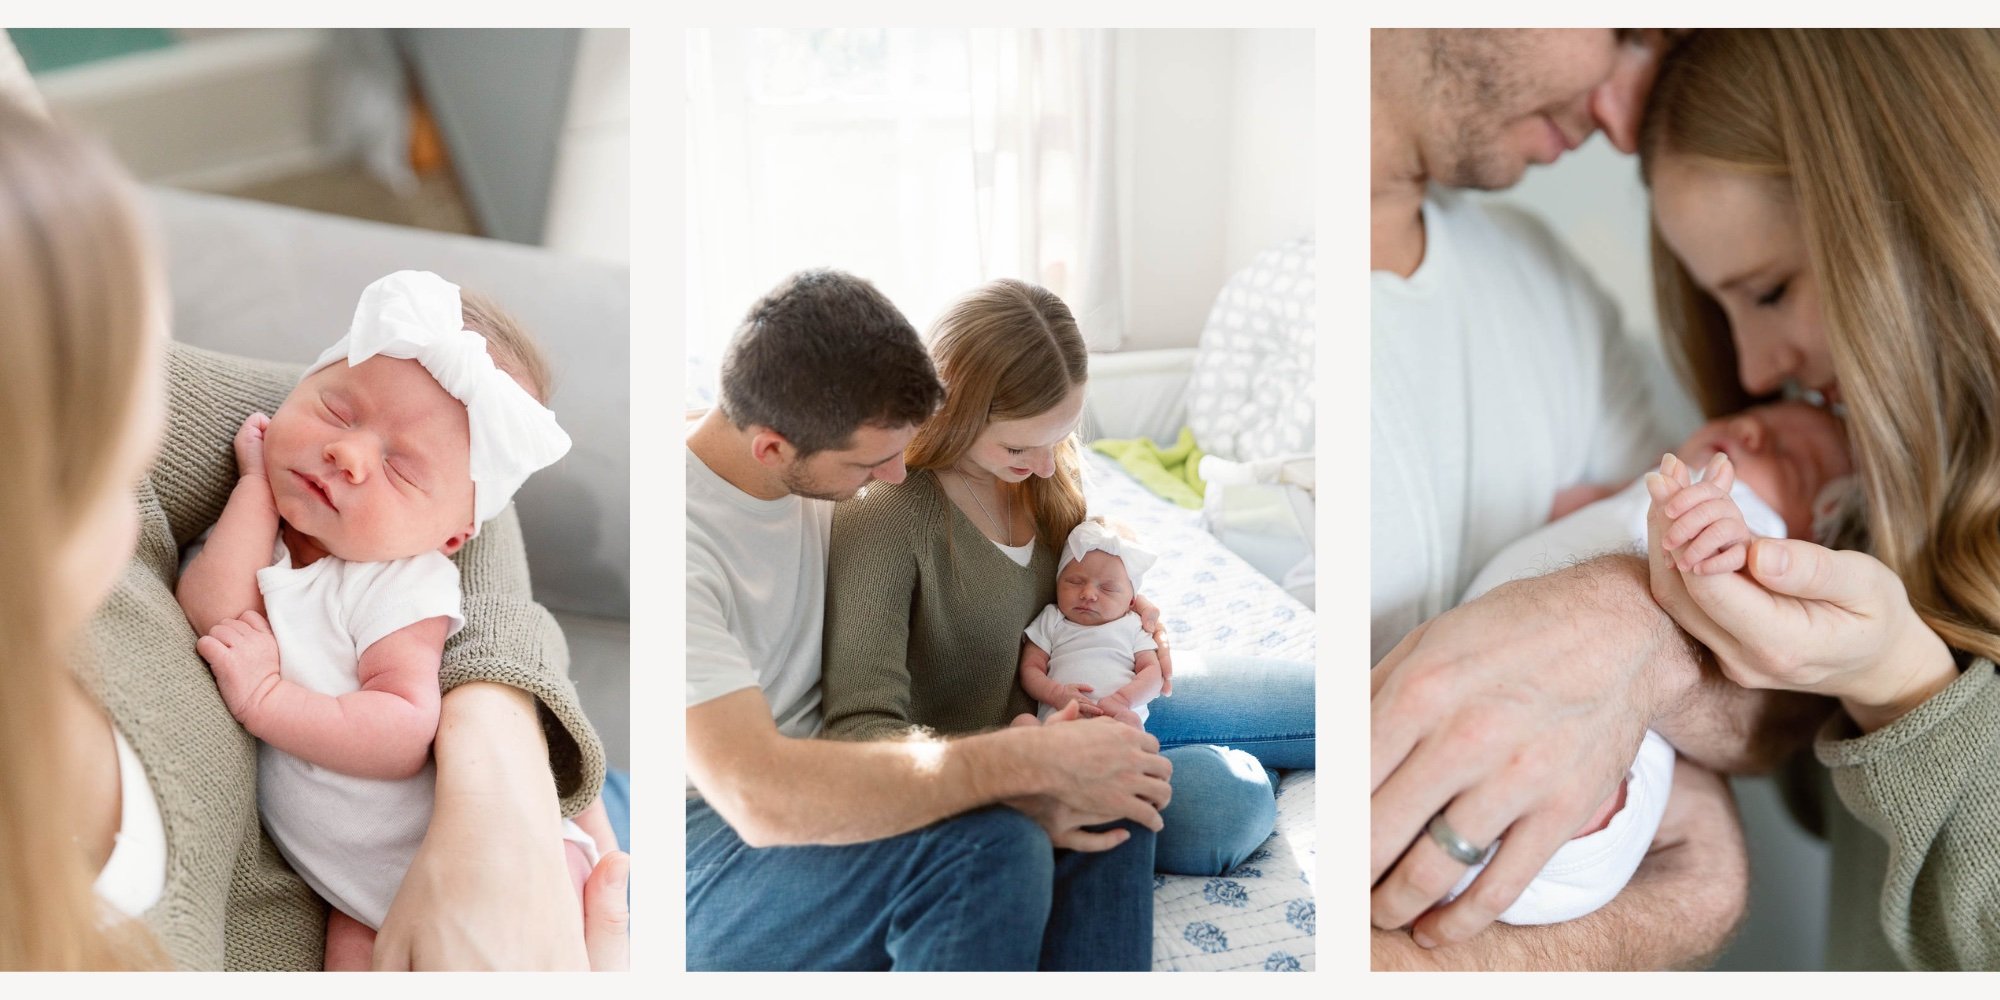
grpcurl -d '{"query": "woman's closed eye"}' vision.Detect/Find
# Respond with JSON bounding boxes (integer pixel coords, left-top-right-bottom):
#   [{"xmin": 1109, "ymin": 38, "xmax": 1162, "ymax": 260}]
[{"xmin": 1756, "ymin": 280, "xmax": 1790, "ymax": 308}]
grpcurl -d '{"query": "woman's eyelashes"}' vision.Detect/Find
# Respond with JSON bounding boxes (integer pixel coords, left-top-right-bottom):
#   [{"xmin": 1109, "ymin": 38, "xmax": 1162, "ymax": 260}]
[{"xmin": 1756, "ymin": 280, "xmax": 1790, "ymax": 308}]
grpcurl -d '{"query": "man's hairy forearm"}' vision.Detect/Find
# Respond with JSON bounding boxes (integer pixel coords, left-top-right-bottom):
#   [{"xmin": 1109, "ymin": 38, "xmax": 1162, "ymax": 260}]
[
  {"xmin": 1573, "ymin": 554, "xmax": 1826, "ymax": 773},
  {"xmin": 1375, "ymin": 760, "xmax": 1749, "ymax": 971}
]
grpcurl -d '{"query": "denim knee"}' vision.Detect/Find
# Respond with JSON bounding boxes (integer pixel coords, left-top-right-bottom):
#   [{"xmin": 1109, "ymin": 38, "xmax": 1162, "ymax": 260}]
[
  {"xmin": 1154, "ymin": 745, "xmax": 1278, "ymax": 876},
  {"xmin": 929, "ymin": 806, "xmax": 1055, "ymax": 905}
]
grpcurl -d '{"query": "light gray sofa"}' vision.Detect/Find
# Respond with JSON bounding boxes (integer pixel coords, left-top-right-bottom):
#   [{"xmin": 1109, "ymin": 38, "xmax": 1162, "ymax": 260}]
[{"xmin": 148, "ymin": 186, "xmax": 630, "ymax": 768}]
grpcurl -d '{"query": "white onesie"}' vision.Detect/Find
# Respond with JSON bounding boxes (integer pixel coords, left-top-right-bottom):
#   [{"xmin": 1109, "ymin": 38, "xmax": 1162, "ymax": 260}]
[
  {"xmin": 254, "ymin": 540, "xmax": 467, "ymax": 930},
  {"xmin": 1445, "ymin": 473, "xmax": 1786, "ymax": 925},
  {"xmin": 1025, "ymin": 606, "xmax": 1158, "ymax": 723}
]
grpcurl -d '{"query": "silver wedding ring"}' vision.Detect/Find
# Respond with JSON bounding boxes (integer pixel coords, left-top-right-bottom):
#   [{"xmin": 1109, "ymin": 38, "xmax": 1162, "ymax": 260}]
[{"xmin": 1427, "ymin": 812, "xmax": 1489, "ymax": 866}]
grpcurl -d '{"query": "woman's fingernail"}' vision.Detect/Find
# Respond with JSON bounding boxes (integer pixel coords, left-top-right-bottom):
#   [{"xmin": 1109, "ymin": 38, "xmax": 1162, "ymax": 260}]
[
  {"xmin": 1413, "ymin": 928, "xmax": 1437, "ymax": 949},
  {"xmin": 1756, "ymin": 542, "xmax": 1789, "ymax": 576}
]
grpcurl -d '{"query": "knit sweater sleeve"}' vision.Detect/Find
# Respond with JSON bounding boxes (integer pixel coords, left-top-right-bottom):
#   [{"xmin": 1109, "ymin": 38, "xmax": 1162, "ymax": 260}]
[
  {"xmin": 821, "ymin": 484, "xmax": 929, "ymax": 742},
  {"xmin": 1815, "ymin": 658, "xmax": 2000, "ymax": 970},
  {"xmin": 159, "ymin": 342, "xmax": 603, "ymax": 814}
]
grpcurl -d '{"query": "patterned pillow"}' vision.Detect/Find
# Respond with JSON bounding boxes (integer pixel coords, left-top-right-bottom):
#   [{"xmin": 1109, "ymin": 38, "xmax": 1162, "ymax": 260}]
[{"xmin": 1186, "ymin": 238, "xmax": 1316, "ymax": 462}]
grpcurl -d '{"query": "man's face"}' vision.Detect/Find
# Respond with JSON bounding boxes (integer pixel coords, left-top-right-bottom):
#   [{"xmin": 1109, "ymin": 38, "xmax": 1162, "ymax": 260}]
[
  {"xmin": 1416, "ymin": 28, "xmax": 1662, "ymax": 190},
  {"xmin": 780, "ymin": 422, "xmax": 917, "ymax": 502}
]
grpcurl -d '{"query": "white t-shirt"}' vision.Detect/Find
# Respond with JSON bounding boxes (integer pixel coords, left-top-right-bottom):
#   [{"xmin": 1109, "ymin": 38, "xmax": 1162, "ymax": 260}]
[
  {"xmin": 685, "ymin": 446, "xmax": 831, "ymax": 746},
  {"xmin": 1371, "ymin": 188, "xmax": 1673, "ymax": 664},
  {"xmin": 254, "ymin": 541, "xmax": 465, "ymax": 930},
  {"xmin": 93, "ymin": 726, "xmax": 166, "ymax": 922},
  {"xmin": 1025, "ymin": 606, "xmax": 1158, "ymax": 723}
]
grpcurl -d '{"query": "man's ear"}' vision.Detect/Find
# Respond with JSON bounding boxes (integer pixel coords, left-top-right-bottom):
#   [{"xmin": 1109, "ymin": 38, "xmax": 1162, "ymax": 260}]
[
  {"xmin": 439, "ymin": 523, "xmax": 476, "ymax": 557},
  {"xmin": 748, "ymin": 426, "xmax": 796, "ymax": 470}
]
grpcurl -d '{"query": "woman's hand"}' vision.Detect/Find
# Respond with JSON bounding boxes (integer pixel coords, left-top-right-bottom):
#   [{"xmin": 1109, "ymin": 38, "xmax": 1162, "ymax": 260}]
[
  {"xmin": 1645, "ymin": 453, "xmax": 1957, "ymax": 731},
  {"xmin": 1130, "ymin": 592, "xmax": 1174, "ymax": 695},
  {"xmin": 373, "ymin": 682, "xmax": 628, "ymax": 969}
]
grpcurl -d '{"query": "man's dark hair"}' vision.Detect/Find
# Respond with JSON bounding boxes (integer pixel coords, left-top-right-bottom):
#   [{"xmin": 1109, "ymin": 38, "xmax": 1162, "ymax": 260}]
[{"xmin": 717, "ymin": 269, "xmax": 944, "ymax": 457}]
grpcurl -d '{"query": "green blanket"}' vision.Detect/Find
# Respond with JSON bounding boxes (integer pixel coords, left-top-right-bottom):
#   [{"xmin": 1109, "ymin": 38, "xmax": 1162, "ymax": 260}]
[{"xmin": 1091, "ymin": 427, "xmax": 1206, "ymax": 509}]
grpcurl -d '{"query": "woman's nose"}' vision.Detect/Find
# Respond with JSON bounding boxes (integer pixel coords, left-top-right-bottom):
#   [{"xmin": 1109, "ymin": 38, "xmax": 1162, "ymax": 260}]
[
  {"xmin": 1032, "ymin": 448, "xmax": 1056, "ymax": 478},
  {"xmin": 1737, "ymin": 337, "xmax": 1802, "ymax": 398}
]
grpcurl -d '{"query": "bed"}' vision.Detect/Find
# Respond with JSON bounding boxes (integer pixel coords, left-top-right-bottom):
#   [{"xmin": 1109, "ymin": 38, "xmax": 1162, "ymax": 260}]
[{"xmin": 1081, "ymin": 449, "xmax": 1317, "ymax": 971}]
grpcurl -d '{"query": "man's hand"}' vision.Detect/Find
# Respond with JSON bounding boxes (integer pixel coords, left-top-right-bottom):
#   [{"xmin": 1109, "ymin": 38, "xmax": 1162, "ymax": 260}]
[
  {"xmin": 1004, "ymin": 701, "xmax": 1172, "ymax": 850},
  {"xmin": 195, "ymin": 610, "xmax": 282, "ymax": 722},
  {"xmin": 1373, "ymin": 757, "xmax": 1748, "ymax": 970},
  {"xmin": 234, "ymin": 411, "xmax": 270, "ymax": 479},
  {"xmin": 1371, "ymin": 556, "xmax": 1683, "ymax": 947}
]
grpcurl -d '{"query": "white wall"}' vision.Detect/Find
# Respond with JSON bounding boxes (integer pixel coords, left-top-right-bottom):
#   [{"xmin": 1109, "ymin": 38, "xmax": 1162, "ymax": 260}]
[{"xmin": 1118, "ymin": 28, "xmax": 1313, "ymax": 351}]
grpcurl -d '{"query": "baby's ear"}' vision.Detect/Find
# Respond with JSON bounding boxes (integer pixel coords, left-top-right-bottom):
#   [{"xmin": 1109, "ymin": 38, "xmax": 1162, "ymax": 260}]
[{"xmin": 438, "ymin": 523, "xmax": 476, "ymax": 557}]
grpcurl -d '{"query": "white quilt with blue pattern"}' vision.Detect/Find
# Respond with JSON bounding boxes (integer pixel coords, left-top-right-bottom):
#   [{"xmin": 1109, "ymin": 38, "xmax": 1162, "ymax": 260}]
[{"xmin": 1081, "ymin": 451, "xmax": 1317, "ymax": 971}]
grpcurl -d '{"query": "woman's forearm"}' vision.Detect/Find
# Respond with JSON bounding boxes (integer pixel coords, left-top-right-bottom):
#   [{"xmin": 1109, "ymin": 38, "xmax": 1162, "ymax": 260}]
[{"xmin": 433, "ymin": 681, "xmax": 561, "ymax": 824}]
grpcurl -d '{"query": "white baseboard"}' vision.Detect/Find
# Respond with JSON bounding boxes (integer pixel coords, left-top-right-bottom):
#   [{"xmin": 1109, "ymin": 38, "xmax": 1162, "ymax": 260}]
[{"xmin": 38, "ymin": 29, "xmax": 339, "ymax": 187}]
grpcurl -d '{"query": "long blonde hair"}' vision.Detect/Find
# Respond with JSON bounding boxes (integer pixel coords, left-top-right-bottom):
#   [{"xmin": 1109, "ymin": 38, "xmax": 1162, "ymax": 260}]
[
  {"xmin": 1641, "ymin": 29, "xmax": 2000, "ymax": 662},
  {"xmin": 0, "ymin": 100, "xmax": 164, "ymax": 968},
  {"xmin": 906, "ymin": 279, "xmax": 1090, "ymax": 551}
]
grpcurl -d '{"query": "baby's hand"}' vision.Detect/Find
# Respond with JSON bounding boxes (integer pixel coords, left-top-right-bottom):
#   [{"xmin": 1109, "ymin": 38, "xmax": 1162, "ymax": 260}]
[
  {"xmin": 1044, "ymin": 682, "xmax": 1099, "ymax": 714},
  {"xmin": 1094, "ymin": 693, "xmax": 1144, "ymax": 730},
  {"xmin": 196, "ymin": 610, "xmax": 282, "ymax": 723},
  {"xmin": 234, "ymin": 412, "xmax": 271, "ymax": 479},
  {"xmin": 1658, "ymin": 453, "xmax": 1753, "ymax": 575}
]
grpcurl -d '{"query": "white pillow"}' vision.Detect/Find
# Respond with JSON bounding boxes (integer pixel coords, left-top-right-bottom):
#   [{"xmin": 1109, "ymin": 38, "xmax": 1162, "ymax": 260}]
[{"xmin": 1187, "ymin": 238, "xmax": 1315, "ymax": 462}]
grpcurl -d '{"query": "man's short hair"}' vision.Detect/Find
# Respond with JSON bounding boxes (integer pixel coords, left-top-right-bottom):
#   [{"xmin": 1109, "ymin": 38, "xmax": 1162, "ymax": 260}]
[{"xmin": 717, "ymin": 269, "xmax": 943, "ymax": 456}]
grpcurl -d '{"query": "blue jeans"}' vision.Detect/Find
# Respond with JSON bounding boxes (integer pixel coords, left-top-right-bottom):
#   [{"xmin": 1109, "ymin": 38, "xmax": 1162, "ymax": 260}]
[
  {"xmin": 686, "ymin": 800, "xmax": 1155, "ymax": 970},
  {"xmin": 1145, "ymin": 652, "xmax": 1315, "ymax": 875}
]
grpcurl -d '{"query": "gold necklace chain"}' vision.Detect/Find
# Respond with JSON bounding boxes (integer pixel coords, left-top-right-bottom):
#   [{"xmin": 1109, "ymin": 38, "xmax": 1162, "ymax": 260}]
[{"xmin": 955, "ymin": 469, "xmax": 1012, "ymax": 544}]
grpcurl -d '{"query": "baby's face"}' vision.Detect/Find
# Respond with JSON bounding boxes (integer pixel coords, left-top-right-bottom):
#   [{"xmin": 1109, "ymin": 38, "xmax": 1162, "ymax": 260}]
[
  {"xmin": 1056, "ymin": 549, "xmax": 1136, "ymax": 626},
  {"xmin": 264, "ymin": 356, "xmax": 476, "ymax": 562},
  {"xmin": 1675, "ymin": 400, "xmax": 1853, "ymax": 538}
]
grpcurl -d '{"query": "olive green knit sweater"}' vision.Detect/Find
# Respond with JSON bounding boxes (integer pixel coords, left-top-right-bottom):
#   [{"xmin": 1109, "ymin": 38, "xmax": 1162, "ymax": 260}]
[
  {"xmin": 822, "ymin": 470, "xmax": 1048, "ymax": 740},
  {"xmin": 75, "ymin": 343, "xmax": 603, "ymax": 970},
  {"xmin": 1796, "ymin": 659, "xmax": 2000, "ymax": 970}
]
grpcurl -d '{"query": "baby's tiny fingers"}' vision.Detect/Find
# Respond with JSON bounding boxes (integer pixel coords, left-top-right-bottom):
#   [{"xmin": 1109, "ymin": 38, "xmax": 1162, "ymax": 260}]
[
  {"xmin": 240, "ymin": 609, "xmax": 270, "ymax": 633},
  {"xmin": 1662, "ymin": 497, "xmax": 1734, "ymax": 551},
  {"xmin": 1663, "ymin": 481, "xmax": 1729, "ymax": 519},
  {"xmin": 1691, "ymin": 545, "xmax": 1750, "ymax": 576},
  {"xmin": 1684, "ymin": 519, "xmax": 1751, "ymax": 569},
  {"xmin": 195, "ymin": 635, "xmax": 226, "ymax": 663}
]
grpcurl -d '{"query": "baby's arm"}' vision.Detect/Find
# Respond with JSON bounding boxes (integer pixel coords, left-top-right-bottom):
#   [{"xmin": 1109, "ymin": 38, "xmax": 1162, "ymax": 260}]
[
  {"xmin": 1017, "ymin": 637, "xmax": 1103, "ymax": 716},
  {"xmin": 199, "ymin": 613, "xmax": 448, "ymax": 779},
  {"xmin": 1093, "ymin": 650, "xmax": 1164, "ymax": 727},
  {"xmin": 1657, "ymin": 460, "xmax": 1755, "ymax": 576},
  {"xmin": 176, "ymin": 413, "xmax": 277, "ymax": 635}
]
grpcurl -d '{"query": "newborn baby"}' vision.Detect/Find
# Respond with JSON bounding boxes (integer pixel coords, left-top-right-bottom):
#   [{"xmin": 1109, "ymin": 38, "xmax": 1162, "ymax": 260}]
[
  {"xmin": 1453, "ymin": 399, "xmax": 1853, "ymax": 924},
  {"xmin": 1017, "ymin": 521, "xmax": 1164, "ymax": 728},
  {"xmin": 173, "ymin": 270, "xmax": 581, "ymax": 969}
]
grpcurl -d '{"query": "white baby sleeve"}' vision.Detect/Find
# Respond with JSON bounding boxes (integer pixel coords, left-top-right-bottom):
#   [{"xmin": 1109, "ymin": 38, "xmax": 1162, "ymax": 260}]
[
  {"xmin": 342, "ymin": 551, "xmax": 468, "ymax": 654},
  {"xmin": 1445, "ymin": 729, "xmax": 1678, "ymax": 925},
  {"xmin": 1023, "ymin": 604, "xmax": 1065, "ymax": 653}
]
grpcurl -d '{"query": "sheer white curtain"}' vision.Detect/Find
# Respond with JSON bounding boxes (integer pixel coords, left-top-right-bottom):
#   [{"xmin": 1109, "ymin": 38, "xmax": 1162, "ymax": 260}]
[
  {"xmin": 684, "ymin": 28, "xmax": 1123, "ymax": 406},
  {"xmin": 968, "ymin": 28, "xmax": 1122, "ymax": 350}
]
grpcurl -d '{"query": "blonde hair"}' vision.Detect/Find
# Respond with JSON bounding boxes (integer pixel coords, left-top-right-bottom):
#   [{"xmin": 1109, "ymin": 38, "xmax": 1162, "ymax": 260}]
[
  {"xmin": 461, "ymin": 289, "xmax": 554, "ymax": 404},
  {"xmin": 0, "ymin": 101, "xmax": 165, "ymax": 968},
  {"xmin": 1641, "ymin": 29, "xmax": 2000, "ymax": 662},
  {"xmin": 906, "ymin": 279, "xmax": 1089, "ymax": 551}
]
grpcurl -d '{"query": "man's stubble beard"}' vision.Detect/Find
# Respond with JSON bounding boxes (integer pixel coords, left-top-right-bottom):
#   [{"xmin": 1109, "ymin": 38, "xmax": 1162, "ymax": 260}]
[
  {"xmin": 780, "ymin": 461, "xmax": 864, "ymax": 503},
  {"xmin": 1425, "ymin": 29, "xmax": 1528, "ymax": 191}
]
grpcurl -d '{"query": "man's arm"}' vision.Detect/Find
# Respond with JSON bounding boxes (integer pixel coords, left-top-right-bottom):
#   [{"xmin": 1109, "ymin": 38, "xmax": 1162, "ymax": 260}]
[
  {"xmin": 688, "ymin": 687, "xmax": 1171, "ymax": 848},
  {"xmin": 1373, "ymin": 758, "xmax": 1749, "ymax": 971},
  {"xmin": 1372, "ymin": 553, "xmax": 1800, "ymax": 946}
]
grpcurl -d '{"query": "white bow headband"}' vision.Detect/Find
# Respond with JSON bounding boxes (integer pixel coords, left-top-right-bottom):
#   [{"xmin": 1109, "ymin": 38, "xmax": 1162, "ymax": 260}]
[
  {"xmin": 1062, "ymin": 520, "xmax": 1157, "ymax": 591},
  {"xmin": 304, "ymin": 270, "xmax": 571, "ymax": 532}
]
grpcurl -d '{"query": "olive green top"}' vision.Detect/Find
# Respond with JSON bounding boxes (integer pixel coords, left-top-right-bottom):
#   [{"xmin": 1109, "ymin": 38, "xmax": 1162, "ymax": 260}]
[
  {"xmin": 76, "ymin": 343, "xmax": 603, "ymax": 970},
  {"xmin": 821, "ymin": 470, "xmax": 1050, "ymax": 739},
  {"xmin": 1781, "ymin": 658, "xmax": 2000, "ymax": 969}
]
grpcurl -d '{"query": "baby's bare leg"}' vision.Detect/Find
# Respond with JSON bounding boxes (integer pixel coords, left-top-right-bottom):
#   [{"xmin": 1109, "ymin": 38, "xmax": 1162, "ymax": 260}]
[{"xmin": 323, "ymin": 909, "xmax": 376, "ymax": 971}]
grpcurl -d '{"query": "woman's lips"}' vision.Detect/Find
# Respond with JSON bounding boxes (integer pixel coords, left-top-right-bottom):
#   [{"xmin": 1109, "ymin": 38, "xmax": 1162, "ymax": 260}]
[{"xmin": 1009, "ymin": 467, "xmax": 1032, "ymax": 476}]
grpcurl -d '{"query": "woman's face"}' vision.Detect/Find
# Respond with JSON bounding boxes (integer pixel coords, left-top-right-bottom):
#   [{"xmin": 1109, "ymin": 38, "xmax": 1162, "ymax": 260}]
[
  {"xmin": 1652, "ymin": 154, "xmax": 1839, "ymax": 403},
  {"xmin": 53, "ymin": 277, "xmax": 168, "ymax": 639},
  {"xmin": 959, "ymin": 382, "xmax": 1087, "ymax": 484}
]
